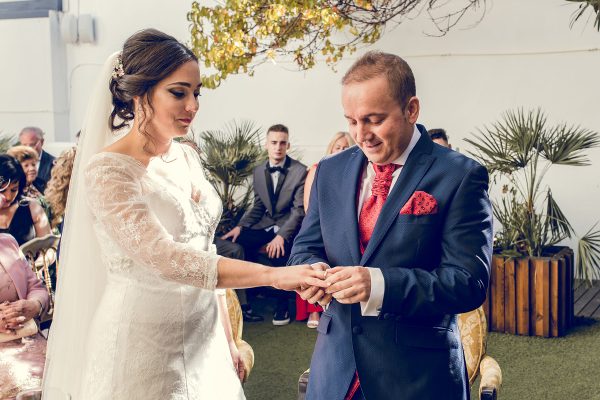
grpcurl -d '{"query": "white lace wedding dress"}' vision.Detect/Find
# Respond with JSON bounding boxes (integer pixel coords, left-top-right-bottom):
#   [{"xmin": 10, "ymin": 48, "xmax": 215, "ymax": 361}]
[{"xmin": 78, "ymin": 143, "xmax": 245, "ymax": 399}]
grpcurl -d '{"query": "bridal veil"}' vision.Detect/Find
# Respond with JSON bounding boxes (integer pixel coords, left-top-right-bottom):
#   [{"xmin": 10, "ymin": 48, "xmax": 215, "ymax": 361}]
[{"xmin": 42, "ymin": 52, "xmax": 120, "ymax": 400}]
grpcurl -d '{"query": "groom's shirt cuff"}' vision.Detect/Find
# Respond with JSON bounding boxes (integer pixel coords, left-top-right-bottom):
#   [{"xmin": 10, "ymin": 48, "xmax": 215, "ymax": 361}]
[{"xmin": 360, "ymin": 267, "xmax": 385, "ymax": 316}]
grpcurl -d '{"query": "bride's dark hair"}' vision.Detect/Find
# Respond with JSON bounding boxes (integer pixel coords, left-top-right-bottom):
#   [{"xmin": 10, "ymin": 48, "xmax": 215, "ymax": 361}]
[{"xmin": 108, "ymin": 29, "xmax": 198, "ymax": 147}]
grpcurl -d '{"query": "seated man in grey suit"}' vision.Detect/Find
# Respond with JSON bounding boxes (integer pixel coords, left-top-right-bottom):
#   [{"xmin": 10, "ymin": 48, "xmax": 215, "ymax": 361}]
[{"xmin": 222, "ymin": 124, "xmax": 307, "ymax": 325}]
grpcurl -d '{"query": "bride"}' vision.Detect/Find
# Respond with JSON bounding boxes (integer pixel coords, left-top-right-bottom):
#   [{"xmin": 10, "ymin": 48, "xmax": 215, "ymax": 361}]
[{"xmin": 42, "ymin": 29, "xmax": 326, "ymax": 400}]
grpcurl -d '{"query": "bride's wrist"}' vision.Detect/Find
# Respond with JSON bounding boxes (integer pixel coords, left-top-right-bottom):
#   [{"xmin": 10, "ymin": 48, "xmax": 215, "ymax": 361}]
[{"xmin": 264, "ymin": 265, "xmax": 278, "ymax": 288}]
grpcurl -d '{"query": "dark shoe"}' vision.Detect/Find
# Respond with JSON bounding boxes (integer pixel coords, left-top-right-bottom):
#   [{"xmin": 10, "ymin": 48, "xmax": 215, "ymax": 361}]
[
  {"xmin": 242, "ymin": 308, "xmax": 264, "ymax": 322},
  {"xmin": 272, "ymin": 310, "xmax": 290, "ymax": 326}
]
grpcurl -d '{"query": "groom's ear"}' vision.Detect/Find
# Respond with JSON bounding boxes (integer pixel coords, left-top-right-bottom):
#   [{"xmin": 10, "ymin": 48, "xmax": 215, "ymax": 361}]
[{"xmin": 404, "ymin": 96, "xmax": 420, "ymax": 124}]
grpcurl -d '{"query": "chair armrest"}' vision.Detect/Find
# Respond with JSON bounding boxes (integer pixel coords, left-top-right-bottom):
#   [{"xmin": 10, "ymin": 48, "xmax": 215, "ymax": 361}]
[
  {"xmin": 237, "ymin": 339, "xmax": 254, "ymax": 383},
  {"xmin": 479, "ymin": 355, "xmax": 502, "ymax": 399},
  {"xmin": 298, "ymin": 369, "xmax": 310, "ymax": 400}
]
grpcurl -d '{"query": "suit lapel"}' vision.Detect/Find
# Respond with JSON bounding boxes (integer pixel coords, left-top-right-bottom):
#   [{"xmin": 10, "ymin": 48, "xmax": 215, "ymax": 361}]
[
  {"xmin": 260, "ymin": 164, "xmax": 275, "ymax": 215},
  {"xmin": 343, "ymin": 149, "xmax": 366, "ymax": 266},
  {"xmin": 360, "ymin": 128, "xmax": 435, "ymax": 265}
]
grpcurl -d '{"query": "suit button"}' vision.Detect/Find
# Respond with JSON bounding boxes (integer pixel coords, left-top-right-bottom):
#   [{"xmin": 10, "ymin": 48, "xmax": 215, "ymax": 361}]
[
  {"xmin": 383, "ymin": 313, "xmax": 392, "ymax": 320},
  {"xmin": 352, "ymin": 326, "xmax": 363, "ymax": 335}
]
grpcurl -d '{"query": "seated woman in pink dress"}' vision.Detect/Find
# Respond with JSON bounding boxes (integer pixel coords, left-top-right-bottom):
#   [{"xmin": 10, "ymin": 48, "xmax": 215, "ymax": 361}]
[
  {"xmin": 296, "ymin": 131, "xmax": 355, "ymax": 328},
  {"xmin": 0, "ymin": 233, "xmax": 49, "ymax": 399}
]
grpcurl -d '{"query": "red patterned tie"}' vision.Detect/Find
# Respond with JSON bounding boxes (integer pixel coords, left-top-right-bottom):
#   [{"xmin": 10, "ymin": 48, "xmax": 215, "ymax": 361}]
[
  {"xmin": 358, "ymin": 163, "xmax": 400, "ymax": 254},
  {"xmin": 346, "ymin": 163, "xmax": 399, "ymax": 400}
]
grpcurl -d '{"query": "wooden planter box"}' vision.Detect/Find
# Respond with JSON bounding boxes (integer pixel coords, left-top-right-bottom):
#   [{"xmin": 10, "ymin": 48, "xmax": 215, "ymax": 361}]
[{"xmin": 483, "ymin": 247, "xmax": 574, "ymax": 337}]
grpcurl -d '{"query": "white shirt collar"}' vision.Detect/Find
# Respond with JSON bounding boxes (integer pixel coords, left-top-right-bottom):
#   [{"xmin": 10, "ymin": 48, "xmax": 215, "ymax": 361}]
[
  {"xmin": 367, "ymin": 125, "xmax": 421, "ymax": 171},
  {"xmin": 269, "ymin": 158, "xmax": 286, "ymax": 169}
]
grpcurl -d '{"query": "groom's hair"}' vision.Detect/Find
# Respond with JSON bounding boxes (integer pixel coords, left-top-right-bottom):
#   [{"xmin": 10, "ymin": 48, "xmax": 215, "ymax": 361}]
[{"xmin": 342, "ymin": 51, "xmax": 416, "ymax": 110}]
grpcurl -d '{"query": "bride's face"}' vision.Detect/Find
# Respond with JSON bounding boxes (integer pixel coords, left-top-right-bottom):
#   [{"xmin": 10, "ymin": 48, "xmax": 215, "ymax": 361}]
[{"xmin": 139, "ymin": 60, "xmax": 202, "ymax": 141}]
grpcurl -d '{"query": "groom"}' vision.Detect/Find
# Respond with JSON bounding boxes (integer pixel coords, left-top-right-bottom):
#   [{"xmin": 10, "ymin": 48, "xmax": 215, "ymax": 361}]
[{"xmin": 289, "ymin": 51, "xmax": 493, "ymax": 400}]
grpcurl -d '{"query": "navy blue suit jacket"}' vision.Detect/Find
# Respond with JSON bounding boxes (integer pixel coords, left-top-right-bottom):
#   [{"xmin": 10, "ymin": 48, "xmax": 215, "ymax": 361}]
[
  {"xmin": 288, "ymin": 125, "xmax": 493, "ymax": 400},
  {"xmin": 33, "ymin": 150, "xmax": 55, "ymax": 194}
]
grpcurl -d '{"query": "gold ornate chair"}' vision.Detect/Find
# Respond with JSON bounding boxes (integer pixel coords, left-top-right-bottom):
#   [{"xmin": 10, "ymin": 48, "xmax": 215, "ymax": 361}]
[
  {"xmin": 458, "ymin": 306, "xmax": 502, "ymax": 400},
  {"xmin": 20, "ymin": 233, "xmax": 60, "ymax": 320},
  {"xmin": 226, "ymin": 288, "xmax": 255, "ymax": 382},
  {"xmin": 298, "ymin": 306, "xmax": 502, "ymax": 400}
]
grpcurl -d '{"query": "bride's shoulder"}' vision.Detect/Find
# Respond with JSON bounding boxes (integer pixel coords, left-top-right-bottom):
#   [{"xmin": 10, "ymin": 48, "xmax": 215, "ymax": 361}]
[
  {"xmin": 85, "ymin": 152, "xmax": 145, "ymax": 182},
  {"xmin": 89, "ymin": 151, "xmax": 144, "ymax": 168}
]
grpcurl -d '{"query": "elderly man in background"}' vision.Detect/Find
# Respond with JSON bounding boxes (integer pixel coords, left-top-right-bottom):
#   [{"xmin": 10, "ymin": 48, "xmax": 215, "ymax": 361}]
[{"xmin": 18, "ymin": 127, "xmax": 55, "ymax": 193}]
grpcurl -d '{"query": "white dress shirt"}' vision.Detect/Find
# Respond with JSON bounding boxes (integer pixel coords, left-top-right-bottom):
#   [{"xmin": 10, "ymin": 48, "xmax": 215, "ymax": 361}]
[
  {"xmin": 358, "ymin": 126, "xmax": 421, "ymax": 316},
  {"xmin": 269, "ymin": 160, "xmax": 285, "ymax": 189},
  {"xmin": 267, "ymin": 160, "xmax": 285, "ymax": 233}
]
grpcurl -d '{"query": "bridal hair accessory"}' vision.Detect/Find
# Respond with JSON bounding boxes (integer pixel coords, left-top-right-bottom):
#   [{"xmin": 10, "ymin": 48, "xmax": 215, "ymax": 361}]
[
  {"xmin": 112, "ymin": 53, "xmax": 125, "ymax": 79},
  {"xmin": 0, "ymin": 177, "xmax": 11, "ymax": 191}
]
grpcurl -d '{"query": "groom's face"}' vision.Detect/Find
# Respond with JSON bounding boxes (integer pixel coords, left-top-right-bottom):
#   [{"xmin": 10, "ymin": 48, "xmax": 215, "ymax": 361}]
[{"xmin": 342, "ymin": 75, "xmax": 419, "ymax": 165}]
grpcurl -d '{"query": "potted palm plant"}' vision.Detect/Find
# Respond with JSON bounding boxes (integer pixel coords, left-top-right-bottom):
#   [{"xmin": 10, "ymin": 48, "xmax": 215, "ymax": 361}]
[
  {"xmin": 568, "ymin": 0, "xmax": 600, "ymax": 30},
  {"xmin": 0, "ymin": 133, "xmax": 16, "ymax": 153},
  {"xmin": 466, "ymin": 108, "xmax": 600, "ymax": 337},
  {"xmin": 193, "ymin": 120, "xmax": 266, "ymax": 235}
]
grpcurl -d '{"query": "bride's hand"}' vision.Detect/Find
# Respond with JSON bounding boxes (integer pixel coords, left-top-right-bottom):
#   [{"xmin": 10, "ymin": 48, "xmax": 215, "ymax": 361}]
[
  {"xmin": 228, "ymin": 341, "xmax": 246, "ymax": 382},
  {"xmin": 271, "ymin": 264, "xmax": 329, "ymax": 291}
]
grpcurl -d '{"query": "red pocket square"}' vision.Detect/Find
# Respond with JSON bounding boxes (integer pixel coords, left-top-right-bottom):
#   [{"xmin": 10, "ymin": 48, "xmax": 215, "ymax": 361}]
[{"xmin": 400, "ymin": 191, "xmax": 438, "ymax": 215}]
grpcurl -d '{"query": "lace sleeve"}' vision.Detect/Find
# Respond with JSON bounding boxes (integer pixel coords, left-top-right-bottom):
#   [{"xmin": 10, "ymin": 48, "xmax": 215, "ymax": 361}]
[{"xmin": 84, "ymin": 154, "xmax": 219, "ymax": 290}]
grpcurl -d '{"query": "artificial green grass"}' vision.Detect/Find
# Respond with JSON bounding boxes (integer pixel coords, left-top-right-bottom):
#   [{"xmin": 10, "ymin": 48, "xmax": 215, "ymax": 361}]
[{"xmin": 243, "ymin": 298, "xmax": 600, "ymax": 400}]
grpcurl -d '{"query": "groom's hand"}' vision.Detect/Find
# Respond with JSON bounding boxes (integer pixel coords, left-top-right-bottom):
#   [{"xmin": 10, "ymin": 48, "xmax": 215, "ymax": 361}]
[
  {"xmin": 297, "ymin": 263, "xmax": 332, "ymax": 306},
  {"xmin": 325, "ymin": 266, "xmax": 371, "ymax": 304}
]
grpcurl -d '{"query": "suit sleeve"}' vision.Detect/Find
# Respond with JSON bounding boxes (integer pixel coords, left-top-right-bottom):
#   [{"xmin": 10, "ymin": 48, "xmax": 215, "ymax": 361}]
[
  {"xmin": 277, "ymin": 167, "xmax": 307, "ymax": 242},
  {"xmin": 288, "ymin": 163, "xmax": 328, "ymax": 266},
  {"xmin": 238, "ymin": 170, "xmax": 267, "ymax": 229},
  {"xmin": 380, "ymin": 163, "xmax": 493, "ymax": 317}
]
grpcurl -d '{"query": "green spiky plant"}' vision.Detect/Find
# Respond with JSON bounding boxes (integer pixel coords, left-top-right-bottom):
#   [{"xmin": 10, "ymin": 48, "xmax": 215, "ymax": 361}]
[
  {"xmin": 465, "ymin": 108, "xmax": 600, "ymax": 281},
  {"xmin": 567, "ymin": 0, "xmax": 600, "ymax": 31},
  {"xmin": 0, "ymin": 133, "xmax": 16, "ymax": 153},
  {"xmin": 195, "ymin": 120, "xmax": 267, "ymax": 234}
]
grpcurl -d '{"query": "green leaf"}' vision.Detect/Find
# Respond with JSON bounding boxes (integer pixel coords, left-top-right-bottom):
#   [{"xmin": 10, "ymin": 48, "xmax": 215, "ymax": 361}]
[
  {"xmin": 194, "ymin": 119, "xmax": 267, "ymax": 233},
  {"xmin": 577, "ymin": 223, "xmax": 600, "ymax": 282},
  {"xmin": 467, "ymin": 108, "xmax": 599, "ymax": 258}
]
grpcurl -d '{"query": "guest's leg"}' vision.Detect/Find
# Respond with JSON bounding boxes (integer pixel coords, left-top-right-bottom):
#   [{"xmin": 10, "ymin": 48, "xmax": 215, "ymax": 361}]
[
  {"xmin": 213, "ymin": 237, "xmax": 263, "ymax": 322},
  {"xmin": 269, "ymin": 239, "xmax": 294, "ymax": 326},
  {"xmin": 236, "ymin": 228, "xmax": 275, "ymax": 262},
  {"xmin": 295, "ymin": 294, "xmax": 309, "ymax": 321},
  {"xmin": 306, "ymin": 302, "xmax": 323, "ymax": 328}
]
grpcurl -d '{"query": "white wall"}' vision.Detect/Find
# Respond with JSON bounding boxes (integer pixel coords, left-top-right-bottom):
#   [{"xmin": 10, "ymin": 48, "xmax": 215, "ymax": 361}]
[
  {"xmin": 0, "ymin": 17, "xmax": 54, "ymax": 139},
  {"xmin": 1, "ymin": 0, "xmax": 599, "ymax": 250}
]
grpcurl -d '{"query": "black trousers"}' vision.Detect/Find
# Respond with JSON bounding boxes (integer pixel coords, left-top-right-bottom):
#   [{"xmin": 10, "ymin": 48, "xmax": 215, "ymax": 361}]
[{"xmin": 236, "ymin": 227, "xmax": 293, "ymax": 312}]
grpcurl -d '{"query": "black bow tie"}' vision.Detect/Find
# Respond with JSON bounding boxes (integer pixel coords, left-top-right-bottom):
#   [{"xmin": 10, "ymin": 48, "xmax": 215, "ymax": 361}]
[{"xmin": 268, "ymin": 166, "xmax": 286, "ymax": 174}]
